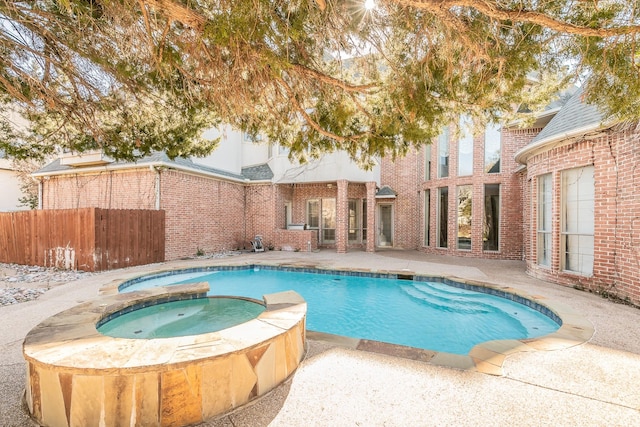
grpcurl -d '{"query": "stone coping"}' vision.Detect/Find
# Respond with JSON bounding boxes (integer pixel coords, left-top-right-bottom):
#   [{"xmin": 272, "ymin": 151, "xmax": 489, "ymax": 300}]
[
  {"xmin": 98, "ymin": 261, "xmax": 594, "ymax": 376},
  {"xmin": 23, "ymin": 282, "xmax": 307, "ymax": 372}
]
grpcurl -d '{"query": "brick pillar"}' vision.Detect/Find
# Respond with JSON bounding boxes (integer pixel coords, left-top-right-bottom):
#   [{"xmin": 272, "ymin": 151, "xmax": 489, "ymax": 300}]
[
  {"xmin": 336, "ymin": 180, "xmax": 349, "ymax": 253},
  {"xmin": 366, "ymin": 181, "xmax": 376, "ymax": 253}
]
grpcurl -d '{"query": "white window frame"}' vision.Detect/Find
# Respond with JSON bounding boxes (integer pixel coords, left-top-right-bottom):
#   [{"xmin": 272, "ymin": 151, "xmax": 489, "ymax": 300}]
[
  {"xmin": 457, "ymin": 115, "xmax": 473, "ymax": 177},
  {"xmin": 537, "ymin": 174, "xmax": 552, "ymax": 267},
  {"xmin": 560, "ymin": 166, "xmax": 594, "ymax": 275},
  {"xmin": 457, "ymin": 185, "xmax": 472, "ymax": 250},
  {"xmin": 483, "ymin": 183, "xmax": 500, "ymax": 251}
]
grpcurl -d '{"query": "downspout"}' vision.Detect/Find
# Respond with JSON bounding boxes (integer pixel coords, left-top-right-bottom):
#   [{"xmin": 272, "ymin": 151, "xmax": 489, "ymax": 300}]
[
  {"xmin": 243, "ymin": 182, "xmax": 247, "ymax": 248},
  {"xmin": 153, "ymin": 166, "xmax": 161, "ymax": 210},
  {"xmin": 37, "ymin": 179, "xmax": 43, "ymax": 210}
]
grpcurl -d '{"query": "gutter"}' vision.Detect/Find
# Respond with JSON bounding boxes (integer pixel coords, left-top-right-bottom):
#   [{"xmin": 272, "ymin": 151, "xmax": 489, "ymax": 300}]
[
  {"xmin": 31, "ymin": 160, "xmax": 252, "ymax": 184},
  {"xmin": 514, "ymin": 122, "xmax": 605, "ymax": 165},
  {"xmin": 503, "ymin": 107, "xmax": 562, "ymax": 129}
]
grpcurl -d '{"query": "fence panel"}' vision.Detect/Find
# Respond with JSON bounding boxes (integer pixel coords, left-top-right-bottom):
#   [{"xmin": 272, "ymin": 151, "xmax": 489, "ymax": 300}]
[{"xmin": 0, "ymin": 208, "xmax": 164, "ymax": 271}]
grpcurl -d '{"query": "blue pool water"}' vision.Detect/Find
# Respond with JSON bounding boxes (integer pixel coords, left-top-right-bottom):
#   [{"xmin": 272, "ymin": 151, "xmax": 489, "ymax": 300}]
[
  {"xmin": 120, "ymin": 268, "xmax": 560, "ymax": 354},
  {"xmin": 98, "ymin": 297, "xmax": 265, "ymax": 339}
]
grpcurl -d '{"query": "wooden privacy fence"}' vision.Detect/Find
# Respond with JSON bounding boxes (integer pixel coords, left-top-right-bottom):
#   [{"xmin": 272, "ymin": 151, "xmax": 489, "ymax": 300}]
[{"xmin": 0, "ymin": 208, "xmax": 165, "ymax": 271}]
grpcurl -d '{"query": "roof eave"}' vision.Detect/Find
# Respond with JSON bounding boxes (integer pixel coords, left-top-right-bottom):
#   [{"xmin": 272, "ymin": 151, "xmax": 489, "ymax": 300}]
[
  {"xmin": 503, "ymin": 107, "xmax": 562, "ymax": 130},
  {"xmin": 514, "ymin": 122, "xmax": 605, "ymax": 165},
  {"xmin": 32, "ymin": 160, "xmax": 247, "ymax": 183}
]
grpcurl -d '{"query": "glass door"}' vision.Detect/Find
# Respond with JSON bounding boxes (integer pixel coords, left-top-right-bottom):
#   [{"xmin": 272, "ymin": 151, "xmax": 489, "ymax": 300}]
[
  {"xmin": 377, "ymin": 204, "xmax": 393, "ymax": 247},
  {"xmin": 321, "ymin": 198, "xmax": 336, "ymax": 244}
]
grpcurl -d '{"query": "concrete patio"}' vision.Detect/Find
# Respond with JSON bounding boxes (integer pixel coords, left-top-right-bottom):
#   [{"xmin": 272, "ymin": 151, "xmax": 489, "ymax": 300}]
[{"xmin": 1, "ymin": 249, "xmax": 639, "ymax": 426}]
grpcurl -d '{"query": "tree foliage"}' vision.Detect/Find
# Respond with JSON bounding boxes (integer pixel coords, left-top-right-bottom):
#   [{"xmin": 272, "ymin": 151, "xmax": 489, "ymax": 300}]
[{"xmin": 0, "ymin": 0, "xmax": 639, "ymax": 165}]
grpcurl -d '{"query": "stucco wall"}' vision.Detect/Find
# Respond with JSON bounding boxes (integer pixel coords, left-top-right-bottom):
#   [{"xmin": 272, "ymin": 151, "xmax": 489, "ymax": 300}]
[{"xmin": 0, "ymin": 167, "xmax": 27, "ymax": 212}]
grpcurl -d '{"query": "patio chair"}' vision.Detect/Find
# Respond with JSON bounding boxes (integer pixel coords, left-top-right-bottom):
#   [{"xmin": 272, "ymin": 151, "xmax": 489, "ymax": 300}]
[{"xmin": 251, "ymin": 235, "xmax": 265, "ymax": 252}]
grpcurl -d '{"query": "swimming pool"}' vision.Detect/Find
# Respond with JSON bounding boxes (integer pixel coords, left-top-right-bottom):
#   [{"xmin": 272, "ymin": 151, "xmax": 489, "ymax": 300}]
[{"xmin": 120, "ymin": 266, "xmax": 560, "ymax": 355}]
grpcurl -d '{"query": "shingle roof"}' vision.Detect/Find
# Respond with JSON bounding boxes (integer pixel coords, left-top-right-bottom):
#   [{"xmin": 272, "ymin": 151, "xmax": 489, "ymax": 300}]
[
  {"xmin": 530, "ymin": 86, "xmax": 604, "ymax": 144},
  {"xmin": 241, "ymin": 164, "xmax": 273, "ymax": 181},
  {"xmin": 375, "ymin": 185, "xmax": 397, "ymax": 198},
  {"xmin": 34, "ymin": 152, "xmax": 248, "ymax": 181}
]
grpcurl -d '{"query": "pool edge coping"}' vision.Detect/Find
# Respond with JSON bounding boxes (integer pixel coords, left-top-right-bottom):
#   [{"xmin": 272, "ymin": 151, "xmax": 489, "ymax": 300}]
[
  {"xmin": 23, "ymin": 283, "xmax": 307, "ymax": 371},
  {"xmin": 99, "ymin": 261, "xmax": 595, "ymax": 376}
]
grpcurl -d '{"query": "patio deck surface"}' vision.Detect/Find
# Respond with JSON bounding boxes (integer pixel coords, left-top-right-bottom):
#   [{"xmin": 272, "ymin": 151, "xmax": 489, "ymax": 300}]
[{"xmin": 1, "ymin": 249, "xmax": 639, "ymax": 426}]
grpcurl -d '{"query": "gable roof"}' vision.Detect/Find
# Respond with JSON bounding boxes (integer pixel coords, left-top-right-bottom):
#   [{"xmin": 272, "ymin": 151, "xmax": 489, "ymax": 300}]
[
  {"xmin": 515, "ymin": 86, "xmax": 609, "ymax": 164},
  {"xmin": 241, "ymin": 163, "xmax": 273, "ymax": 181},
  {"xmin": 529, "ymin": 86, "xmax": 604, "ymax": 145},
  {"xmin": 33, "ymin": 152, "xmax": 272, "ymax": 182},
  {"xmin": 375, "ymin": 185, "xmax": 397, "ymax": 198}
]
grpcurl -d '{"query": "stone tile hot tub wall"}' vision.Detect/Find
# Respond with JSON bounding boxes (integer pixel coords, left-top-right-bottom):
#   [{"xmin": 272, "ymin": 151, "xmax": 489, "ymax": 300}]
[{"xmin": 22, "ymin": 283, "xmax": 307, "ymax": 427}]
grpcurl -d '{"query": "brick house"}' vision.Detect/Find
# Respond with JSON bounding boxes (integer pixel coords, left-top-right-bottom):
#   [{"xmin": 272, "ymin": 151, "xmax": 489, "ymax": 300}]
[{"xmin": 33, "ymin": 91, "xmax": 640, "ymax": 305}]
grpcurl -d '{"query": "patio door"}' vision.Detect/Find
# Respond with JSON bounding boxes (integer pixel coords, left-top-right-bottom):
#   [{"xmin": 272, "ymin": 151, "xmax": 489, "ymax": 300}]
[
  {"xmin": 307, "ymin": 198, "xmax": 336, "ymax": 245},
  {"xmin": 377, "ymin": 204, "xmax": 393, "ymax": 247},
  {"xmin": 320, "ymin": 198, "xmax": 336, "ymax": 244}
]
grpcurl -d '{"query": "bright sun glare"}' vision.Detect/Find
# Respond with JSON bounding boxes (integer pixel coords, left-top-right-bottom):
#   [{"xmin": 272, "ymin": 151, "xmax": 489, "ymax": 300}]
[{"xmin": 364, "ymin": 0, "xmax": 376, "ymax": 11}]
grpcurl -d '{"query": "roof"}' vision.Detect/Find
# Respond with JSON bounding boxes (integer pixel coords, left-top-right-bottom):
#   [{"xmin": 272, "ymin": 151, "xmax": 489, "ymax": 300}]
[
  {"xmin": 241, "ymin": 163, "xmax": 273, "ymax": 181},
  {"xmin": 529, "ymin": 86, "xmax": 604, "ymax": 144},
  {"xmin": 33, "ymin": 152, "xmax": 271, "ymax": 182},
  {"xmin": 515, "ymin": 85, "xmax": 609, "ymax": 164},
  {"xmin": 375, "ymin": 185, "xmax": 397, "ymax": 198},
  {"xmin": 506, "ymin": 85, "xmax": 578, "ymax": 129}
]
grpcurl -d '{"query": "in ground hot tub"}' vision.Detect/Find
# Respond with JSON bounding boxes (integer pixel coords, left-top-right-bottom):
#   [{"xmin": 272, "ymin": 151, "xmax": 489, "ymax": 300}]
[
  {"xmin": 23, "ymin": 283, "xmax": 306, "ymax": 427},
  {"xmin": 97, "ymin": 296, "xmax": 267, "ymax": 339}
]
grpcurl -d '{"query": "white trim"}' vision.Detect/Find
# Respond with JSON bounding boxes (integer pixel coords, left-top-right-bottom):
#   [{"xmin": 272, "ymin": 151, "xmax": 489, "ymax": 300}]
[
  {"xmin": 514, "ymin": 123, "xmax": 604, "ymax": 164},
  {"xmin": 503, "ymin": 107, "xmax": 561, "ymax": 129},
  {"xmin": 31, "ymin": 160, "xmax": 259, "ymax": 184},
  {"xmin": 376, "ymin": 203, "xmax": 394, "ymax": 247}
]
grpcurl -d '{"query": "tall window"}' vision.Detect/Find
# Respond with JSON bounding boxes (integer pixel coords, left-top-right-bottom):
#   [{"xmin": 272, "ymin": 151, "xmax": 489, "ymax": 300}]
[
  {"xmin": 362, "ymin": 200, "xmax": 368, "ymax": 242},
  {"xmin": 278, "ymin": 144, "xmax": 289, "ymax": 155},
  {"xmin": 424, "ymin": 144, "xmax": 432, "ymax": 181},
  {"xmin": 424, "ymin": 190, "xmax": 431, "ymax": 246},
  {"xmin": 284, "ymin": 202, "xmax": 292, "ymax": 228},
  {"xmin": 484, "ymin": 123, "xmax": 501, "ymax": 173},
  {"xmin": 437, "ymin": 187, "xmax": 448, "ymax": 248},
  {"xmin": 243, "ymin": 132, "xmax": 263, "ymax": 142},
  {"xmin": 483, "ymin": 184, "xmax": 500, "ymax": 251},
  {"xmin": 348, "ymin": 199, "xmax": 360, "ymax": 242},
  {"xmin": 537, "ymin": 174, "xmax": 552, "ymax": 266},
  {"xmin": 561, "ymin": 166, "xmax": 594, "ymax": 275},
  {"xmin": 457, "ymin": 185, "xmax": 472, "ymax": 250},
  {"xmin": 437, "ymin": 127, "xmax": 449, "ymax": 178},
  {"xmin": 458, "ymin": 116, "xmax": 473, "ymax": 176},
  {"xmin": 307, "ymin": 200, "xmax": 320, "ymax": 230}
]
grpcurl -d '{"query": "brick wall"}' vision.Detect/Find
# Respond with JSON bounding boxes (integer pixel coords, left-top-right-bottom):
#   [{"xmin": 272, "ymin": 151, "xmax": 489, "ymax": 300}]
[
  {"xmin": 159, "ymin": 170, "xmax": 246, "ymax": 259},
  {"xmin": 523, "ymin": 128, "xmax": 640, "ymax": 305},
  {"xmin": 383, "ymin": 127, "xmax": 540, "ymax": 259},
  {"xmin": 380, "ymin": 148, "xmax": 421, "ymax": 249},
  {"xmin": 42, "ymin": 169, "xmax": 248, "ymax": 261},
  {"xmin": 273, "ymin": 229, "xmax": 318, "ymax": 252},
  {"xmin": 42, "ymin": 170, "xmax": 156, "ymax": 210},
  {"xmin": 289, "ymin": 182, "xmax": 367, "ymax": 249},
  {"xmin": 244, "ymin": 184, "xmax": 278, "ymax": 249}
]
